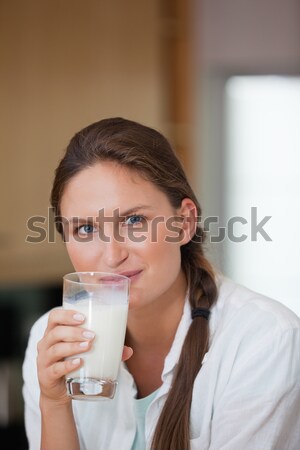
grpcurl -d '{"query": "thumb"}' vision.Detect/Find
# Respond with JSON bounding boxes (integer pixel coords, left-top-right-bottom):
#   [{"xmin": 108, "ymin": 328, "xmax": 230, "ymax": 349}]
[{"xmin": 122, "ymin": 345, "xmax": 133, "ymax": 361}]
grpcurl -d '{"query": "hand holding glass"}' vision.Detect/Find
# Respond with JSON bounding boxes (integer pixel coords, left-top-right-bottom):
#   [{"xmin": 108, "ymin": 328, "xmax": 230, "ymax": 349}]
[{"xmin": 63, "ymin": 272, "xmax": 130, "ymax": 400}]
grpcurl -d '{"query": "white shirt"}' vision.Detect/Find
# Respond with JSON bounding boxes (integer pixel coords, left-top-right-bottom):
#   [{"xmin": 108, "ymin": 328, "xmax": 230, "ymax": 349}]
[{"xmin": 22, "ymin": 277, "xmax": 300, "ymax": 450}]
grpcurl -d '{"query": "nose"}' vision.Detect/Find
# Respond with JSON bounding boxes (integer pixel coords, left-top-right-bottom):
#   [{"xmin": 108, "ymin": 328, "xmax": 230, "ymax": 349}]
[{"xmin": 101, "ymin": 235, "xmax": 129, "ymax": 269}]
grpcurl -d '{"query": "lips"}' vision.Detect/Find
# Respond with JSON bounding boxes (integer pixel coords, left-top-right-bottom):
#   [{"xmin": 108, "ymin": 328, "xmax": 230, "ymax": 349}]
[
  {"xmin": 99, "ymin": 275, "xmax": 121, "ymax": 282},
  {"xmin": 118, "ymin": 270, "xmax": 143, "ymax": 280}
]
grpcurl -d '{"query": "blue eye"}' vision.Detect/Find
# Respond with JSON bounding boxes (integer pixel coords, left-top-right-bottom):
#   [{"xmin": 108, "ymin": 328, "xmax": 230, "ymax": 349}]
[
  {"xmin": 77, "ymin": 224, "xmax": 95, "ymax": 235},
  {"xmin": 124, "ymin": 215, "xmax": 145, "ymax": 226}
]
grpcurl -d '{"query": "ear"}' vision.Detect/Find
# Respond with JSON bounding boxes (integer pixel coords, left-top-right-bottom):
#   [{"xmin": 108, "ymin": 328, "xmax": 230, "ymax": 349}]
[{"xmin": 177, "ymin": 198, "xmax": 197, "ymax": 246}]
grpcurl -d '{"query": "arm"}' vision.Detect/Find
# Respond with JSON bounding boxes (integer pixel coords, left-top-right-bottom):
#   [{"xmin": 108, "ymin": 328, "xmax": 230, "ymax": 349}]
[
  {"xmin": 23, "ymin": 308, "xmax": 133, "ymax": 450},
  {"xmin": 40, "ymin": 397, "xmax": 79, "ymax": 450},
  {"xmin": 32, "ymin": 309, "xmax": 89, "ymax": 450}
]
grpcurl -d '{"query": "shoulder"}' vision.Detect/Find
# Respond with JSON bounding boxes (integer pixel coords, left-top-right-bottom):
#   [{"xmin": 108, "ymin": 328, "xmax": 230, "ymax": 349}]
[
  {"xmin": 203, "ymin": 276, "xmax": 300, "ymax": 397},
  {"xmin": 27, "ymin": 307, "xmax": 62, "ymax": 349},
  {"xmin": 210, "ymin": 275, "xmax": 300, "ymax": 345},
  {"xmin": 23, "ymin": 307, "xmax": 61, "ymax": 378},
  {"xmin": 192, "ymin": 277, "xmax": 300, "ymax": 450},
  {"xmin": 212, "ymin": 274, "xmax": 300, "ymax": 329}
]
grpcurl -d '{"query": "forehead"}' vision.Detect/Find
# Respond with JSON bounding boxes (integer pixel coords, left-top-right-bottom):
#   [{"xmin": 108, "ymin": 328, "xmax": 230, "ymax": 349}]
[{"xmin": 60, "ymin": 161, "xmax": 170, "ymax": 217}]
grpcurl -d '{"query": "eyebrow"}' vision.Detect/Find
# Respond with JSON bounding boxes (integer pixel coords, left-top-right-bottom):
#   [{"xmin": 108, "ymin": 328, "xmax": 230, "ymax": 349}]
[
  {"xmin": 119, "ymin": 204, "xmax": 154, "ymax": 217},
  {"xmin": 68, "ymin": 217, "xmax": 94, "ymax": 225},
  {"xmin": 67, "ymin": 205, "xmax": 154, "ymax": 224}
]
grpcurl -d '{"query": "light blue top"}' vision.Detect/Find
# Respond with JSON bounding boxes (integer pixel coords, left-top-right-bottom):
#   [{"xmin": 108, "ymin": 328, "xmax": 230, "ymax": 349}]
[{"xmin": 130, "ymin": 390, "xmax": 158, "ymax": 450}]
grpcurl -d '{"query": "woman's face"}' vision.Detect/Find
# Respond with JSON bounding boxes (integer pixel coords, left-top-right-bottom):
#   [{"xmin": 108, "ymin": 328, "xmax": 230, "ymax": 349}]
[{"xmin": 60, "ymin": 162, "xmax": 196, "ymax": 312}]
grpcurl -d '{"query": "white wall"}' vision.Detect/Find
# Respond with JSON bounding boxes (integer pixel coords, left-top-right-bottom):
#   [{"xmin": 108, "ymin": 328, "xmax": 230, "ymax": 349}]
[
  {"xmin": 193, "ymin": 0, "xmax": 300, "ymax": 313},
  {"xmin": 199, "ymin": 0, "xmax": 300, "ymax": 68}
]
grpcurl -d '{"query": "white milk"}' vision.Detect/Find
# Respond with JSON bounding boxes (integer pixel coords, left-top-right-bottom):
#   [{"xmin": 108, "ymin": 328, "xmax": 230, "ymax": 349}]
[{"xmin": 64, "ymin": 297, "xmax": 128, "ymax": 381}]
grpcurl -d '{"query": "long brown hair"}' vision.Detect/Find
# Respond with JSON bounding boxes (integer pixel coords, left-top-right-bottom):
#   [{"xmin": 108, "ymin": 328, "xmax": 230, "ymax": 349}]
[{"xmin": 51, "ymin": 117, "xmax": 218, "ymax": 450}]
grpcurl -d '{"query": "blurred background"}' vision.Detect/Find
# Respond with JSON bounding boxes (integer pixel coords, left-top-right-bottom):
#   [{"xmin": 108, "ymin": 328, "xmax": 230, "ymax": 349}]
[{"xmin": 0, "ymin": 0, "xmax": 299, "ymax": 447}]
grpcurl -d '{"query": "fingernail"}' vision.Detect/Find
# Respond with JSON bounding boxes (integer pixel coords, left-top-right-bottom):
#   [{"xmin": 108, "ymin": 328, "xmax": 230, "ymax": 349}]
[
  {"xmin": 79, "ymin": 341, "xmax": 89, "ymax": 348},
  {"xmin": 71, "ymin": 358, "xmax": 81, "ymax": 365},
  {"xmin": 73, "ymin": 313, "xmax": 85, "ymax": 322},
  {"xmin": 82, "ymin": 331, "xmax": 95, "ymax": 339}
]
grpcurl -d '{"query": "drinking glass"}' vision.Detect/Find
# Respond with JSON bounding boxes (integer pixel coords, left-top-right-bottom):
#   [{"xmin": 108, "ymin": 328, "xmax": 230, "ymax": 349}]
[{"xmin": 63, "ymin": 272, "xmax": 130, "ymax": 400}]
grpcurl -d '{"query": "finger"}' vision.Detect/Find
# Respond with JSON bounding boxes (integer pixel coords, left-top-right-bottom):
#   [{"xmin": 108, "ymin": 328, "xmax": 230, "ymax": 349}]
[
  {"xmin": 45, "ymin": 308, "xmax": 85, "ymax": 334},
  {"xmin": 39, "ymin": 326, "xmax": 95, "ymax": 353},
  {"xmin": 122, "ymin": 346, "xmax": 133, "ymax": 361},
  {"xmin": 41, "ymin": 339, "xmax": 93, "ymax": 367},
  {"xmin": 47, "ymin": 357, "xmax": 83, "ymax": 381}
]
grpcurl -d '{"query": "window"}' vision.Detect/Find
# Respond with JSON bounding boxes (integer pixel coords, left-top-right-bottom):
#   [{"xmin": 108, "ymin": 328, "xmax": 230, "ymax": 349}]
[{"xmin": 224, "ymin": 76, "xmax": 300, "ymax": 316}]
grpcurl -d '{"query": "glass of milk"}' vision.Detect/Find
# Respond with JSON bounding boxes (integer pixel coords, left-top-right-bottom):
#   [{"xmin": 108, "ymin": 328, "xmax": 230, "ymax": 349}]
[{"xmin": 63, "ymin": 272, "xmax": 130, "ymax": 400}]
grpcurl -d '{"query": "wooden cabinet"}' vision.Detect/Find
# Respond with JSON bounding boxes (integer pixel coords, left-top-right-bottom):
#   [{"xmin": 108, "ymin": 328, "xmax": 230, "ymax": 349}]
[{"xmin": 0, "ymin": 0, "xmax": 166, "ymax": 284}]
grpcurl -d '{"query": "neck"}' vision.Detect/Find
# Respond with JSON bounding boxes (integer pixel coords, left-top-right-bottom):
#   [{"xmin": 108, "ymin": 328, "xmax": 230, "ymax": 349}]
[
  {"xmin": 125, "ymin": 271, "xmax": 187, "ymax": 352},
  {"xmin": 125, "ymin": 271, "xmax": 187, "ymax": 397}
]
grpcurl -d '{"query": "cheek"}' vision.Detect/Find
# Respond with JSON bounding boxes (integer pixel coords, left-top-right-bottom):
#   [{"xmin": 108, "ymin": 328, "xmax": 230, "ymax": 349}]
[
  {"xmin": 65, "ymin": 242, "xmax": 81, "ymax": 268},
  {"xmin": 157, "ymin": 219, "xmax": 183, "ymax": 249},
  {"xmin": 145, "ymin": 222, "xmax": 182, "ymax": 265},
  {"xmin": 65, "ymin": 241, "xmax": 98, "ymax": 270}
]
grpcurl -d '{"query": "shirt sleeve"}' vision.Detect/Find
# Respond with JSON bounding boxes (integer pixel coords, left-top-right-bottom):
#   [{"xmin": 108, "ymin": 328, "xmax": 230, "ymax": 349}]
[
  {"xmin": 22, "ymin": 314, "xmax": 48, "ymax": 450},
  {"xmin": 209, "ymin": 327, "xmax": 300, "ymax": 450}
]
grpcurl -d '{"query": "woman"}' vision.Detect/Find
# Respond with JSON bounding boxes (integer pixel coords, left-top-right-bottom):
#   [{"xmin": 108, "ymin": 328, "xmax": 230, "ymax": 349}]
[{"xmin": 22, "ymin": 117, "xmax": 300, "ymax": 450}]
